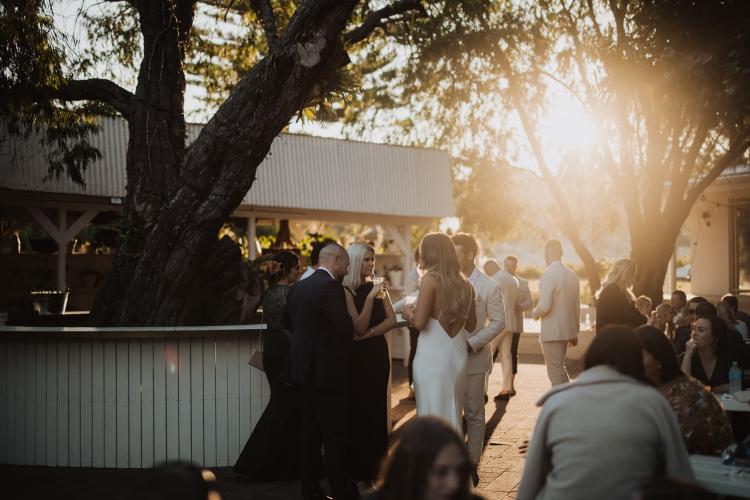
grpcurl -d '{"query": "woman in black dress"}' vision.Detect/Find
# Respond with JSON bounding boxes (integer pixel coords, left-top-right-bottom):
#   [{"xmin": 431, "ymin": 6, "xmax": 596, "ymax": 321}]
[
  {"xmin": 595, "ymin": 258, "xmax": 647, "ymax": 332},
  {"xmin": 234, "ymin": 250, "xmax": 302, "ymax": 481},
  {"xmin": 343, "ymin": 243, "xmax": 396, "ymax": 492}
]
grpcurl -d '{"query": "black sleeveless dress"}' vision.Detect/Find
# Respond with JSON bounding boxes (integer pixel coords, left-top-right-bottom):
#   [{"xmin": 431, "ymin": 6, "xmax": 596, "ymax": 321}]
[
  {"xmin": 234, "ymin": 284, "xmax": 302, "ymax": 481},
  {"xmin": 347, "ymin": 282, "xmax": 391, "ymax": 481}
]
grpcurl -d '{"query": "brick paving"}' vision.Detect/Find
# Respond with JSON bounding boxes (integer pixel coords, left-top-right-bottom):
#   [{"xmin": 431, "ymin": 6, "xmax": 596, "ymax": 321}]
[{"xmin": 0, "ymin": 357, "xmax": 561, "ymax": 500}]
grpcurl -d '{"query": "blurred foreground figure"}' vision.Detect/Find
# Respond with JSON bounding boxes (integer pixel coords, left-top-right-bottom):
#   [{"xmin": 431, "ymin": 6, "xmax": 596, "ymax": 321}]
[
  {"xmin": 364, "ymin": 416, "xmax": 484, "ymax": 500},
  {"xmin": 131, "ymin": 462, "xmax": 220, "ymax": 500},
  {"xmin": 518, "ymin": 326, "xmax": 693, "ymax": 500}
]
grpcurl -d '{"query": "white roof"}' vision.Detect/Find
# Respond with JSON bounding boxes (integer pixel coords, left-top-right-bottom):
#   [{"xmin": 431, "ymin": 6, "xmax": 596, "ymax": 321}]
[{"xmin": 0, "ymin": 118, "xmax": 453, "ymax": 221}]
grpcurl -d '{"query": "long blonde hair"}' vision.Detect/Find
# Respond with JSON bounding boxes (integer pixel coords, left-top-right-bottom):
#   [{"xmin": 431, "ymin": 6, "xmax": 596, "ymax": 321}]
[
  {"xmin": 420, "ymin": 233, "xmax": 473, "ymax": 325},
  {"xmin": 342, "ymin": 242, "xmax": 375, "ymax": 293},
  {"xmin": 598, "ymin": 258, "xmax": 637, "ymax": 300}
]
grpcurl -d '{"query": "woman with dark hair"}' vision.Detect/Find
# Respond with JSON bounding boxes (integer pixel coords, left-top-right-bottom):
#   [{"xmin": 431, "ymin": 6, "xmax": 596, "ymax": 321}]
[
  {"xmin": 635, "ymin": 326, "xmax": 732, "ymax": 456},
  {"xmin": 595, "ymin": 259, "xmax": 647, "ymax": 332},
  {"xmin": 680, "ymin": 315, "xmax": 734, "ymax": 393},
  {"xmin": 234, "ymin": 250, "xmax": 303, "ymax": 481},
  {"xmin": 518, "ymin": 325, "xmax": 692, "ymax": 500},
  {"xmin": 364, "ymin": 416, "xmax": 483, "ymax": 500}
]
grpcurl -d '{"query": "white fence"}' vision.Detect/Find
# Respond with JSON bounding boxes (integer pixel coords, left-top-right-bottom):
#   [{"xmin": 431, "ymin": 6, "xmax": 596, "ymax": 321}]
[{"xmin": 0, "ymin": 328, "xmax": 269, "ymax": 468}]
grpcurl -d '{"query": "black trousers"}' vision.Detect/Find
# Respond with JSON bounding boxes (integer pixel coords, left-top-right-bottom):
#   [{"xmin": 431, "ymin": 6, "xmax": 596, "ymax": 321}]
[
  {"xmin": 511, "ymin": 332, "xmax": 521, "ymax": 374},
  {"xmin": 301, "ymin": 383, "xmax": 351, "ymax": 500},
  {"xmin": 408, "ymin": 327, "xmax": 419, "ymax": 385}
]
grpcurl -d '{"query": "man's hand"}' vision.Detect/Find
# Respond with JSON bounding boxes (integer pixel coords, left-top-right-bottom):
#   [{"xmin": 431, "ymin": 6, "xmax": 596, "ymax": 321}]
[{"xmin": 568, "ymin": 337, "xmax": 578, "ymax": 347}]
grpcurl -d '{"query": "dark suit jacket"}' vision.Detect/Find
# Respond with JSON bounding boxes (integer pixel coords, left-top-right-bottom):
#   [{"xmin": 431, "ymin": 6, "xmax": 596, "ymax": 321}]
[
  {"xmin": 595, "ymin": 284, "xmax": 647, "ymax": 333},
  {"xmin": 284, "ymin": 269, "xmax": 355, "ymax": 389}
]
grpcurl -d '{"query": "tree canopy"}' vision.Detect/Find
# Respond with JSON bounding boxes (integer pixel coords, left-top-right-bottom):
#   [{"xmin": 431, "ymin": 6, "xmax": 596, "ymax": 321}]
[{"xmin": 337, "ymin": 0, "xmax": 750, "ymax": 301}]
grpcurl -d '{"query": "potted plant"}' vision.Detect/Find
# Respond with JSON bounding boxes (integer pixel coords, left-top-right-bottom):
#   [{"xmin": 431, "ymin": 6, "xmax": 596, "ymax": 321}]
[{"xmin": 385, "ymin": 263, "xmax": 404, "ymax": 288}]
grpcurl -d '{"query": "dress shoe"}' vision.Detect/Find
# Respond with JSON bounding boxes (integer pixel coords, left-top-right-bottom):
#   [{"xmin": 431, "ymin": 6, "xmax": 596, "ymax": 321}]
[
  {"xmin": 470, "ymin": 465, "xmax": 480, "ymax": 487},
  {"xmin": 310, "ymin": 494, "xmax": 333, "ymax": 500},
  {"xmin": 407, "ymin": 387, "xmax": 416, "ymax": 400},
  {"xmin": 494, "ymin": 392, "xmax": 510, "ymax": 401}
]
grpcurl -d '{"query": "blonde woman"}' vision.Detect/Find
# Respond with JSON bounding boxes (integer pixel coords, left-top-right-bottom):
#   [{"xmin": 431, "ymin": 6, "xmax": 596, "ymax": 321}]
[
  {"xmin": 342, "ymin": 242, "xmax": 396, "ymax": 488},
  {"xmin": 595, "ymin": 258, "xmax": 646, "ymax": 332},
  {"xmin": 402, "ymin": 233, "xmax": 477, "ymax": 432}
]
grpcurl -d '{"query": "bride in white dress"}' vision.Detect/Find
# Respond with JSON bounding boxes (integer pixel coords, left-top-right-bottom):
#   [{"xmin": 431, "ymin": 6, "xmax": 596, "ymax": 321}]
[{"xmin": 403, "ymin": 233, "xmax": 477, "ymax": 432}]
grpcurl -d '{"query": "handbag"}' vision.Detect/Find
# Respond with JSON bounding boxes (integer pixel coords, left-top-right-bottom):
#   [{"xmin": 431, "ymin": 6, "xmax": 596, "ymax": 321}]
[{"xmin": 248, "ymin": 307, "xmax": 266, "ymax": 371}]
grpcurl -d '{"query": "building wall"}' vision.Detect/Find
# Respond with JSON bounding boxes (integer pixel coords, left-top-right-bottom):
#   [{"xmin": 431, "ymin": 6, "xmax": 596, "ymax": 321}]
[{"xmin": 687, "ymin": 191, "xmax": 732, "ymax": 299}]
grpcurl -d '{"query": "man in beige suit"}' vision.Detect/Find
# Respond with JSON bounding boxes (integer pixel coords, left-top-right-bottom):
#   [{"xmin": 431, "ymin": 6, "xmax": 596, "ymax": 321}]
[
  {"xmin": 532, "ymin": 240, "xmax": 580, "ymax": 386},
  {"xmin": 494, "ymin": 256, "xmax": 534, "ymax": 399},
  {"xmin": 492, "ymin": 258, "xmax": 520, "ymax": 399},
  {"xmin": 453, "ymin": 233, "xmax": 505, "ymax": 486}
]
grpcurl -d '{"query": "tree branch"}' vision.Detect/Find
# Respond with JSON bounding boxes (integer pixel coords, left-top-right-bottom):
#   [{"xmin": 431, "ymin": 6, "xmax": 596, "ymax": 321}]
[
  {"xmin": 344, "ymin": 0, "xmax": 426, "ymax": 45},
  {"xmin": 683, "ymin": 134, "xmax": 750, "ymax": 210},
  {"xmin": 251, "ymin": 0, "xmax": 278, "ymax": 49},
  {"xmin": 47, "ymin": 78, "xmax": 135, "ymax": 119}
]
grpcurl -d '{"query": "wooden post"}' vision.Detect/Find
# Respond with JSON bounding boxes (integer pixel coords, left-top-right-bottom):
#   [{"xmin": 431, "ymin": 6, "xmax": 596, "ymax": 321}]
[{"xmin": 27, "ymin": 207, "xmax": 99, "ymax": 290}]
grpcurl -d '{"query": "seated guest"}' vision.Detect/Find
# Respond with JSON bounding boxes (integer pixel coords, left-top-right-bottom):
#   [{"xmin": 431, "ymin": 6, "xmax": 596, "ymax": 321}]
[
  {"xmin": 595, "ymin": 259, "xmax": 646, "ymax": 332},
  {"xmin": 723, "ymin": 293, "xmax": 750, "ymax": 327},
  {"xmin": 680, "ymin": 315, "xmax": 734, "ymax": 393},
  {"xmin": 363, "ymin": 416, "xmax": 483, "ymax": 500},
  {"xmin": 636, "ymin": 326, "xmax": 732, "ymax": 456},
  {"xmin": 649, "ymin": 303, "xmax": 676, "ymax": 343},
  {"xmin": 636, "ymin": 295, "xmax": 653, "ymax": 318},
  {"xmin": 673, "ymin": 297, "xmax": 708, "ymax": 357},
  {"xmin": 718, "ymin": 300, "xmax": 748, "ymax": 339},
  {"xmin": 672, "ymin": 290, "xmax": 689, "ymax": 327},
  {"xmin": 518, "ymin": 325, "xmax": 693, "ymax": 500}
]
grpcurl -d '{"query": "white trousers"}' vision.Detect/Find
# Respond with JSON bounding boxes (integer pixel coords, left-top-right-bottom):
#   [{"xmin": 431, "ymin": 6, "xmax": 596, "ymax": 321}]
[
  {"xmin": 540, "ymin": 340, "xmax": 569, "ymax": 386},
  {"xmin": 464, "ymin": 372, "xmax": 487, "ymax": 464},
  {"xmin": 497, "ymin": 330, "xmax": 514, "ymax": 392}
]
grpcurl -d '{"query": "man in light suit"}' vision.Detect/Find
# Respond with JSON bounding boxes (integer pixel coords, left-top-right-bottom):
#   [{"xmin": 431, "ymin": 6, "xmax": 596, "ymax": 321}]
[
  {"xmin": 532, "ymin": 240, "xmax": 580, "ymax": 386},
  {"xmin": 452, "ymin": 233, "xmax": 505, "ymax": 486},
  {"xmin": 492, "ymin": 257, "xmax": 520, "ymax": 400},
  {"xmin": 493, "ymin": 256, "xmax": 534, "ymax": 399}
]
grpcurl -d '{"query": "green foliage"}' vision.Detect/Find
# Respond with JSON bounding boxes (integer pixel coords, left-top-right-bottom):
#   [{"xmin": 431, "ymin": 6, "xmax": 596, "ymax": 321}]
[{"xmin": 0, "ymin": 1, "xmax": 106, "ymax": 186}]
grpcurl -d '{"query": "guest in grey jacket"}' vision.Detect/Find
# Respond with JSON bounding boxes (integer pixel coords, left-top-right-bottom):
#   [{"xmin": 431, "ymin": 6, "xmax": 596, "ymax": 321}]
[{"xmin": 518, "ymin": 325, "xmax": 693, "ymax": 500}]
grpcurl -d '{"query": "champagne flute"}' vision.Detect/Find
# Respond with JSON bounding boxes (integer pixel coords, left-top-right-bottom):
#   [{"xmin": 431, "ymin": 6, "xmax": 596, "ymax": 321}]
[{"xmin": 372, "ymin": 276, "xmax": 386, "ymax": 299}]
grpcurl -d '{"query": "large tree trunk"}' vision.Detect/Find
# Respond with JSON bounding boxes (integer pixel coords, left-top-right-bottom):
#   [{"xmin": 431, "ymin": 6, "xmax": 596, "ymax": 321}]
[
  {"xmin": 91, "ymin": 0, "xmax": 358, "ymax": 325},
  {"xmin": 631, "ymin": 211, "xmax": 684, "ymax": 307}
]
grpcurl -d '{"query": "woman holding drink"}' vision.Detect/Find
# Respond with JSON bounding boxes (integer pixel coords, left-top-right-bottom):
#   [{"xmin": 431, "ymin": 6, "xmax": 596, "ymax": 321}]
[{"xmin": 343, "ymin": 243, "xmax": 396, "ymax": 492}]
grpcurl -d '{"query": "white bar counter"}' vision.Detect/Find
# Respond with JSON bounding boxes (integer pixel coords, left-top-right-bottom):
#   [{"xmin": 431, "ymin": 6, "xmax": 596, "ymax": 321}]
[{"xmin": 0, "ymin": 324, "xmax": 268, "ymax": 468}]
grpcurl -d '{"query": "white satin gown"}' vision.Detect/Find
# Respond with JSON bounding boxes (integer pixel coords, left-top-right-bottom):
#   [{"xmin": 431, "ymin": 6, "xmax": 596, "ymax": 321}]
[{"xmin": 412, "ymin": 316, "xmax": 469, "ymax": 432}]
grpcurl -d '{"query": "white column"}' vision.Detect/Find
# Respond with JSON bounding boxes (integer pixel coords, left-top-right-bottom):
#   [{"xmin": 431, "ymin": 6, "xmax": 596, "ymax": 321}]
[
  {"xmin": 666, "ymin": 244, "xmax": 678, "ymax": 295},
  {"xmin": 247, "ymin": 215, "xmax": 257, "ymax": 260},
  {"xmin": 57, "ymin": 209, "xmax": 67, "ymax": 291}
]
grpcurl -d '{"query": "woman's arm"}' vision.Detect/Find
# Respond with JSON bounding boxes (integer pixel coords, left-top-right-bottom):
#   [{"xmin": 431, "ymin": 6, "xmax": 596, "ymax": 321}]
[
  {"xmin": 679, "ymin": 345, "xmax": 694, "ymax": 376},
  {"xmin": 364, "ymin": 294, "xmax": 397, "ymax": 338},
  {"xmin": 404, "ymin": 274, "xmax": 437, "ymax": 331},
  {"xmin": 346, "ymin": 284, "xmax": 383, "ymax": 336}
]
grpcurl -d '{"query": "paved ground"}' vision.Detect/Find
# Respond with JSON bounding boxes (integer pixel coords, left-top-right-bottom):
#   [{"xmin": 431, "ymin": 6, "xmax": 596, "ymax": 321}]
[{"xmin": 1, "ymin": 355, "xmax": 578, "ymax": 500}]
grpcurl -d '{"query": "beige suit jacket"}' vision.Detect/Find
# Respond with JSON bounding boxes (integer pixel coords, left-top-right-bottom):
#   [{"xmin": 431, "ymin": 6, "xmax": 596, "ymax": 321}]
[
  {"xmin": 494, "ymin": 269, "xmax": 520, "ymax": 333},
  {"xmin": 515, "ymin": 276, "xmax": 533, "ymax": 333},
  {"xmin": 532, "ymin": 261, "xmax": 580, "ymax": 342},
  {"xmin": 466, "ymin": 268, "xmax": 505, "ymax": 374}
]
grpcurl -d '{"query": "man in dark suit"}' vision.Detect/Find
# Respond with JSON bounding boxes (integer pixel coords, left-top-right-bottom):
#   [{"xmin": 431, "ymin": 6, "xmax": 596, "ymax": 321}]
[{"xmin": 285, "ymin": 243, "xmax": 355, "ymax": 500}]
